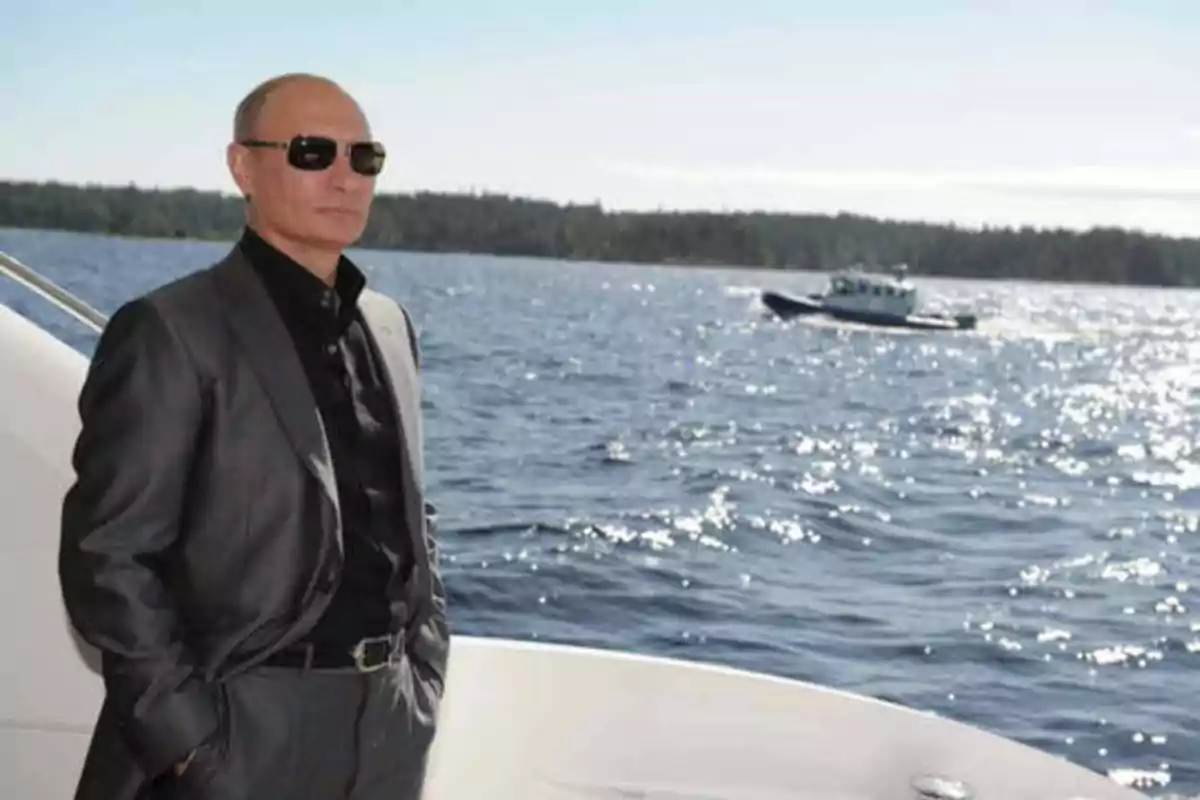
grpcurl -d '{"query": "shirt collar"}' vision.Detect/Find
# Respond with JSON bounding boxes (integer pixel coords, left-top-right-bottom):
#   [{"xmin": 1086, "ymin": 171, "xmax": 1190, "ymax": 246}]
[{"xmin": 238, "ymin": 226, "xmax": 366, "ymax": 326}]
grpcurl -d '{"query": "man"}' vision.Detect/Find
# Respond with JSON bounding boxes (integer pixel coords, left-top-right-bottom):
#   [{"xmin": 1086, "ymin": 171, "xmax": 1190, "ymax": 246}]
[{"xmin": 57, "ymin": 73, "xmax": 449, "ymax": 800}]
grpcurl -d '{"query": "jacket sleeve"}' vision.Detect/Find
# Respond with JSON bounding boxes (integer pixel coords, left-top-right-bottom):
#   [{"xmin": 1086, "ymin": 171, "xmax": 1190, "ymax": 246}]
[
  {"xmin": 411, "ymin": 503, "xmax": 450, "ymax": 691},
  {"xmin": 399, "ymin": 302, "xmax": 450, "ymax": 690},
  {"xmin": 58, "ymin": 297, "xmax": 220, "ymax": 778}
]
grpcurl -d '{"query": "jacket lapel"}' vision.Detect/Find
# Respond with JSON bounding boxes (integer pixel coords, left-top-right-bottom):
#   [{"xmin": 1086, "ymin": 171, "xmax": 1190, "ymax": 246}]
[
  {"xmin": 357, "ymin": 289, "xmax": 429, "ymax": 570},
  {"xmin": 210, "ymin": 249, "xmax": 343, "ymax": 552}
]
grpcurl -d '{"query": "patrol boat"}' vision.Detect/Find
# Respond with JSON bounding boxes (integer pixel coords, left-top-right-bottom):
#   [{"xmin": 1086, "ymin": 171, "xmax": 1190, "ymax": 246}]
[{"xmin": 762, "ymin": 264, "xmax": 978, "ymax": 331}]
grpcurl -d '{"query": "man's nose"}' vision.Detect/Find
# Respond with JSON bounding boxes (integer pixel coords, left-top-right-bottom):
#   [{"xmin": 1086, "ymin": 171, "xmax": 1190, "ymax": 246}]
[{"xmin": 327, "ymin": 150, "xmax": 356, "ymax": 190}]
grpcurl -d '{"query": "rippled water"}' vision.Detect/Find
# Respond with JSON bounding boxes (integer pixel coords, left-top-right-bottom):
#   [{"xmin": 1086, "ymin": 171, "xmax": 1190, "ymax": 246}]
[{"xmin": 2, "ymin": 227, "xmax": 1197, "ymax": 796}]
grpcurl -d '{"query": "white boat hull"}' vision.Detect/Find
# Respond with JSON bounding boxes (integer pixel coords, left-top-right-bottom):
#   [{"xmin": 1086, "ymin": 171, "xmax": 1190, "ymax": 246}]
[{"xmin": 0, "ymin": 299, "xmax": 1144, "ymax": 800}]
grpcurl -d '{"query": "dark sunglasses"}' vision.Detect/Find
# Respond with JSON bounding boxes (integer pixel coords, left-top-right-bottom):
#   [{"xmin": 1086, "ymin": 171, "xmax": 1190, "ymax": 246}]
[{"xmin": 239, "ymin": 135, "xmax": 386, "ymax": 176}]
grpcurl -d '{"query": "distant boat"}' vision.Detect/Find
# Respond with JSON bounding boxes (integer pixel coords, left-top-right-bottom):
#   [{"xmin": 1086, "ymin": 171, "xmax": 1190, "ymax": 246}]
[{"xmin": 762, "ymin": 264, "xmax": 978, "ymax": 331}]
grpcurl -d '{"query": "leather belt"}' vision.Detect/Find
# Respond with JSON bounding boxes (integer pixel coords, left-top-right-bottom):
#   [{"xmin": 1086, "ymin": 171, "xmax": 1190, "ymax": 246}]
[{"xmin": 262, "ymin": 633, "xmax": 399, "ymax": 673}]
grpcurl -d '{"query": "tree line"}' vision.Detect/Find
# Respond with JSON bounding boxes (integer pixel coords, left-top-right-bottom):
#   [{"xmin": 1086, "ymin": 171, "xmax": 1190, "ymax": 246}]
[{"xmin": 1, "ymin": 179, "xmax": 1198, "ymax": 287}]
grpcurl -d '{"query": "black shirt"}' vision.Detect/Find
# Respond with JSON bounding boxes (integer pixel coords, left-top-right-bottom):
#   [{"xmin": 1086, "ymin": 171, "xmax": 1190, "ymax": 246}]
[{"xmin": 239, "ymin": 226, "xmax": 412, "ymax": 650}]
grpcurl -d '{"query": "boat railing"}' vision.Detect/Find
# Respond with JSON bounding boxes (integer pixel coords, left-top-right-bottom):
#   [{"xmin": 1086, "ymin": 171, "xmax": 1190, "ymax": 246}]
[{"xmin": 0, "ymin": 249, "xmax": 106, "ymax": 335}]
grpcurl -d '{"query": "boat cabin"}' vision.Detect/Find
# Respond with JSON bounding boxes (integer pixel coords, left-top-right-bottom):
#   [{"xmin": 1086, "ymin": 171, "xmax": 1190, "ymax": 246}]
[{"xmin": 823, "ymin": 266, "xmax": 917, "ymax": 317}]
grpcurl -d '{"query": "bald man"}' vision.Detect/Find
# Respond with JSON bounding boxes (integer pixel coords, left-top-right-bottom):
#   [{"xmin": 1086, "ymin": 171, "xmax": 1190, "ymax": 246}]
[{"xmin": 58, "ymin": 73, "xmax": 449, "ymax": 800}]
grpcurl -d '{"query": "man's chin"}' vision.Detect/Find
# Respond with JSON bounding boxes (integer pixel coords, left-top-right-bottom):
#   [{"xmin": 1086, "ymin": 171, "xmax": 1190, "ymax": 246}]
[{"xmin": 305, "ymin": 216, "xmax": 368, "ymax": 250}]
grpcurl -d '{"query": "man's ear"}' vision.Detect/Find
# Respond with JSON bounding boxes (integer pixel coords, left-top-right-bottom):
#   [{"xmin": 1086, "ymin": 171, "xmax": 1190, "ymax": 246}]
[{"xmin": 226, "ymin": 142, "xmax": 253, "ymax": 200}]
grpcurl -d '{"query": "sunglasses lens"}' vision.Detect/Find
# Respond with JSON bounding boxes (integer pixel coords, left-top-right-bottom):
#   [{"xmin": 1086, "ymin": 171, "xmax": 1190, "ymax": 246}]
[
  {"xmin": 350, "ymin": 142, "xmax": 386, "ymax": 176},
  {"xmin": 288, "ymin": 137, "xmax": 337, "ymax": 171}
]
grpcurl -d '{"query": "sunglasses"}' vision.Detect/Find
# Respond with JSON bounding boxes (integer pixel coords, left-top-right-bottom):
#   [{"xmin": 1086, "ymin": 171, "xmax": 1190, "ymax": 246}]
[{"xmin": 239, "ymin": 135, "xmax": 386, "ymax": 176}]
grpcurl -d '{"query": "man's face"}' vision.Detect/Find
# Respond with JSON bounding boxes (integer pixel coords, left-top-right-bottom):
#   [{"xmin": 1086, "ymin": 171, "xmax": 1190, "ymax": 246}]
[{"xmin": 230, "ymin": 80, "xmax": 380, "ymax": 252}]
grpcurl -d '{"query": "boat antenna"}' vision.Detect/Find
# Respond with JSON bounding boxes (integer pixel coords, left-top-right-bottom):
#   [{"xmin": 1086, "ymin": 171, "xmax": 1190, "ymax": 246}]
[{"xmin": 0, "ymin": 249, "xmax": 107, "ymax": 334}]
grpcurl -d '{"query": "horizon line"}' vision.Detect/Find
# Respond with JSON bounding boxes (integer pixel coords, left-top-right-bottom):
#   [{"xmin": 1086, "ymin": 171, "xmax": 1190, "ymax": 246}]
[{"xmin": 2, "ymin": 176, "xmax": 1197, "ymax": 244}]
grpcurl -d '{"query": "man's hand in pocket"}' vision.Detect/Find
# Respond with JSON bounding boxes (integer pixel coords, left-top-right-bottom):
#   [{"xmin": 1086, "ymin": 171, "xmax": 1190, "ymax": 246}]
[{"xmin": 173, "ymin": 748, "xmax": 197, "ymax": 777}]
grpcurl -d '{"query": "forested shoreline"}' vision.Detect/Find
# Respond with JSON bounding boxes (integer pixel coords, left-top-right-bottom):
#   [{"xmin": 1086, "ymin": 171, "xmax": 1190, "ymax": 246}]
[{"xmin": 2, "ymin": 179, "xmax": 1197, "ymax": 286}]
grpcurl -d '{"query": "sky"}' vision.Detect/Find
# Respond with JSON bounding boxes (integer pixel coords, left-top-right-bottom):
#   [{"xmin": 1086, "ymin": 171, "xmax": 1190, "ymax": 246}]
[{"xmin": 3, "ymin": 0, "xmax": 1200, "ymax": 236}]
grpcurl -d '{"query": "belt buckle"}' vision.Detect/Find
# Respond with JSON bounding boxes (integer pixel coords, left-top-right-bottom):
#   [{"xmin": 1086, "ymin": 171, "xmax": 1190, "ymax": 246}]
[{"xmin": 351, "ymin": 635, "xmax": 394, "ymax": 673}]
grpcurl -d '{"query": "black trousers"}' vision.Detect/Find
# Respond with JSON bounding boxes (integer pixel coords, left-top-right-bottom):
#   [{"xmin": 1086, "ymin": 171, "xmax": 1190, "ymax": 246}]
[{"xmin": 145, "ymin": 652, "xmax": 441, "ymax": 800}]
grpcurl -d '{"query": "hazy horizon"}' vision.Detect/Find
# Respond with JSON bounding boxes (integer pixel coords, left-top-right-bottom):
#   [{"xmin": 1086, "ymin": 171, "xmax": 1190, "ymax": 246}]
[
  {"xmin": 11, "ymin": 175, "xmax": 1200, "ymax": 244},
  {"xmin": 5, "ymin": 1, "xmax": 1199, "ymax": 237}
]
